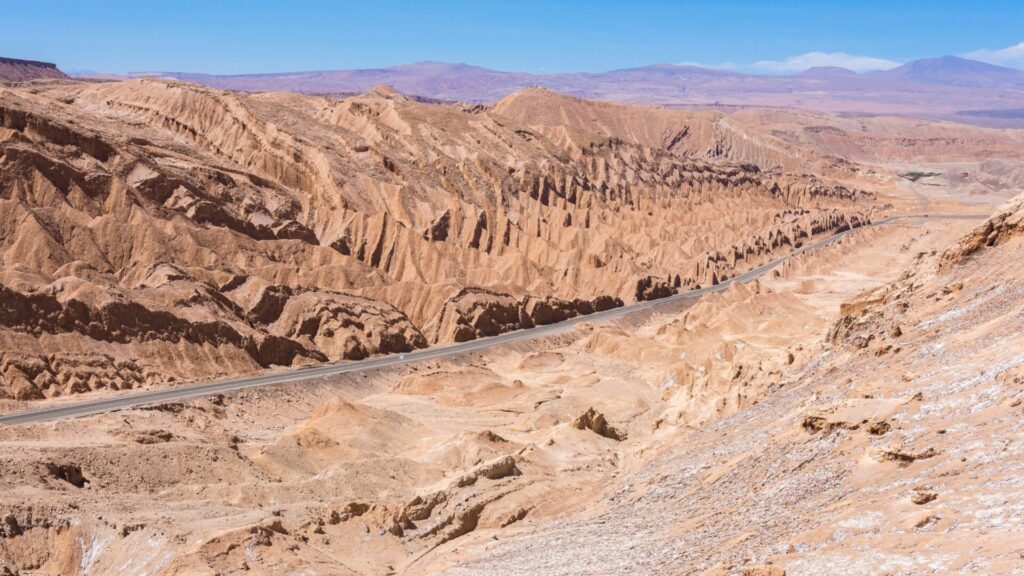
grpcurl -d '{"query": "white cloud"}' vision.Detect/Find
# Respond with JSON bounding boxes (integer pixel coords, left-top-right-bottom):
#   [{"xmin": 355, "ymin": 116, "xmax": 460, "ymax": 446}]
[
  {"xmin": 962, "ymin": 42, "xmax": 1024, "ymax": 69},
  {"xmin": 675, "ymin": 60, "xmax": 738, "ymax": 70},
  {"xmin": 748, "ymin": 51, "xmax": 902, "ymax": 73}
]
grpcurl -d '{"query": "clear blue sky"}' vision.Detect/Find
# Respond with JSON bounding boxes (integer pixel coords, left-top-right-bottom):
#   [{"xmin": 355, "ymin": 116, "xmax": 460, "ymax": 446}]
[{"xmin": 5, "ymin": 0, "xmax": 1024, "ymax": 74}]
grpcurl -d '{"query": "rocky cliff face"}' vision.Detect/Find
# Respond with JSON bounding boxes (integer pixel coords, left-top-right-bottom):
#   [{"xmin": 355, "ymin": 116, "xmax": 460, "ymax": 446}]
[
  {"xmin": 0, "ymin": 57, "xmax": 68, "ymax": 83},
  {"xmin": 0, "ymin": 79, "xmax": 875, "ymax": 399}
]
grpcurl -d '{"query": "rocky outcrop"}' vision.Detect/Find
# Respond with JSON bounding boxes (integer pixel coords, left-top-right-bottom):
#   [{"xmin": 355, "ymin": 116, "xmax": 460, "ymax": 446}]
[
  {"xmin": 573, "ymin": 407, "xmax": 626, "ymax": 441},
  {"xmin": 0, "ymin": 279, "xmax": 332, "ymax": 399},
  {"xmin": 0, "ymin": 351, "xmax": 151, "ymax": 400},
  {"xmin": 391, "ymin": 455, "xmax": 522, "ymax": 544},
  {"xmin": 523, "ymin": 295, "xmax": 619, "ymax": 325},
  {"xmin": 0, "ymin": 272, "xmax": 427, "ymax": 398},
  {"xmin": 939, "ymin": 196, "xmax": 1024, "ymax": 269},
  {"xmin": 826, "ymin": 258, "xmax": 916, "ymax": 355},
  {"xmin": 430, "ymin": 288, "xmax": 624, "ymax": 343},
  {"xmin": 0, "ymin": 57, "xmax": 67, "ymax": 83},
  {"xmin": 429, "ymin": 289, "xmax": 529, "ymax": 343},
  {"xmin": 270, "ymin": 291, "xmax": 428, "ymax": 361},
  {"xmin": 635, "ymin": 276, "xmax": 678, "ymax": 301},
  {"xmin": 0, "ymin": 283, "xmax": 252, "ymax": 350}
]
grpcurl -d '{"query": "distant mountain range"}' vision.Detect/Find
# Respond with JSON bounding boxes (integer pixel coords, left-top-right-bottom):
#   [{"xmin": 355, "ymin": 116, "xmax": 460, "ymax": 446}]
[
  {"xmin": 872, "ymin": 55, "xmax": 1024, "ymax": 89},
  {"xmin": 59, "ymin": 55, "xmax": 1024, "ymax": 127}
]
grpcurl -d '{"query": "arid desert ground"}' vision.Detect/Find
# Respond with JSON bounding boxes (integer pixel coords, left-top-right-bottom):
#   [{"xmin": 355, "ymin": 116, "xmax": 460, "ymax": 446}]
[{"xmin": 2, "ymin": 50, "xmax": 1024, "ymax": 575}]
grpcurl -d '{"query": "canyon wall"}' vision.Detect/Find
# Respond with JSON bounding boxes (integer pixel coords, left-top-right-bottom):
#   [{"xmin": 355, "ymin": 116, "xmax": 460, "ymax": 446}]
[{"xmin": 0, "ymin": 80, "xmax": 875, "ymax": 399}]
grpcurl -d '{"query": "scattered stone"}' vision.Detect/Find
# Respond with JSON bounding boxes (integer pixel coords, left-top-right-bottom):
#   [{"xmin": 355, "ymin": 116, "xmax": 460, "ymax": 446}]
[
  {"xmin": 327, "ymin": 502, "xmax": 370, "ymax": 524},
  {"xmin": 867, "ymin": 420, "xmax": 891, "ymax": 435},
  {"xmin": 43, "ymin": 463, "xmax": 89, "ymax": 488},
  {"xmin": 872, "ymin": 445, "xmax": 939, "ymax": 465},
  {"xmin": 914, "ymin": 514, "xmax": 941, "ymax": 528},
  {"xmin": 911, "ymin": 488, "xmax": 938, "ymax": 505}
]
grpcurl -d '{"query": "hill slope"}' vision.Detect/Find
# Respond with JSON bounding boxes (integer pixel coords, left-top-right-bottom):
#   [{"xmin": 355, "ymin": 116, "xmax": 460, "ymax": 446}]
[
  {"xmin": 0, "ymin": 191, "xmax": 1014, "ymax": 575},
  {"xmin": 437, "ymin": 194, "xmax": 1024, "ymax": 575},
  {"xmin": 0, "ymin": 80, "xmax": 873, "ymax": 400}
]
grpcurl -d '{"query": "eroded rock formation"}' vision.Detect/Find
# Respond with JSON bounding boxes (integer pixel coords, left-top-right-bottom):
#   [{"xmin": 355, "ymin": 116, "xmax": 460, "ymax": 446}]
[{"xmin": 0, "ymin": 79, "xmax": 875, "ymax": 398}]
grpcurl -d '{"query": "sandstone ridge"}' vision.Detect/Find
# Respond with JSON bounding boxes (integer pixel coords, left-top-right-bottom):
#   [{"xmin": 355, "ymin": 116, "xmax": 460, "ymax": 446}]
[{"xmin": 0, "ymin": 79, "xmax": 874, "ymax": 398}]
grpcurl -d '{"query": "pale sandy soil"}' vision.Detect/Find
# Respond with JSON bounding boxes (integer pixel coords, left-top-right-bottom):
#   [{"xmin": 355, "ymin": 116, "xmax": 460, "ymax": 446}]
[{"xmin": 1, "ymin": 207, "xmax": 996, "ymax": 575}]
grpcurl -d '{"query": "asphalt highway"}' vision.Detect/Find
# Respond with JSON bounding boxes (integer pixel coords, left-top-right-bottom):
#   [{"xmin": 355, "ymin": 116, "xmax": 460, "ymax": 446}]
[{"xmin": 0, "ymin": 213, "xmax": 987, "ymax": 426}]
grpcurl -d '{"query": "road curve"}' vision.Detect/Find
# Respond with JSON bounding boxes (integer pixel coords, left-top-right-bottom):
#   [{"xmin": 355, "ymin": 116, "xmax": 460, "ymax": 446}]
[{"xmin": 0, "ymin": 213, "xmax": 987, "ymax": 426}]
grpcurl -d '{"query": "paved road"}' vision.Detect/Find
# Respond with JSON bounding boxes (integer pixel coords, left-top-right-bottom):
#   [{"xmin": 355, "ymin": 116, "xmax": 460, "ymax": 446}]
[{"xmin": 0, "ymin": 213, "xmax": 987, "ymax": 426}]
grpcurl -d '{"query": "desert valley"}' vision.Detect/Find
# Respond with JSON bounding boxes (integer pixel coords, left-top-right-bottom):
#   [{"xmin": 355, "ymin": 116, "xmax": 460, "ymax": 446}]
[{"xmin": 2, "ymin": 21, "xmax": 1024, "ymax": 575}]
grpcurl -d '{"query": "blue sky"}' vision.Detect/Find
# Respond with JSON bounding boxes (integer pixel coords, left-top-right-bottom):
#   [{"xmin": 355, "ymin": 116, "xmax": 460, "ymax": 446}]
[{"xmin": 5, "ymin": 1, "xmax": 1024, "ymax": 74}]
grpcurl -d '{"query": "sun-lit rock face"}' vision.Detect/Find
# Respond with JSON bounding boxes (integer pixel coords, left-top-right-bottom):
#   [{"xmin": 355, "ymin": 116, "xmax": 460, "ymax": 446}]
[
  {"xmin": 0, "ymin": 79, "xmax": 874, "ymax": 398},
  {"xmin": 0, "ymin": 57, "xmax": 67, "ymax": 83}
]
